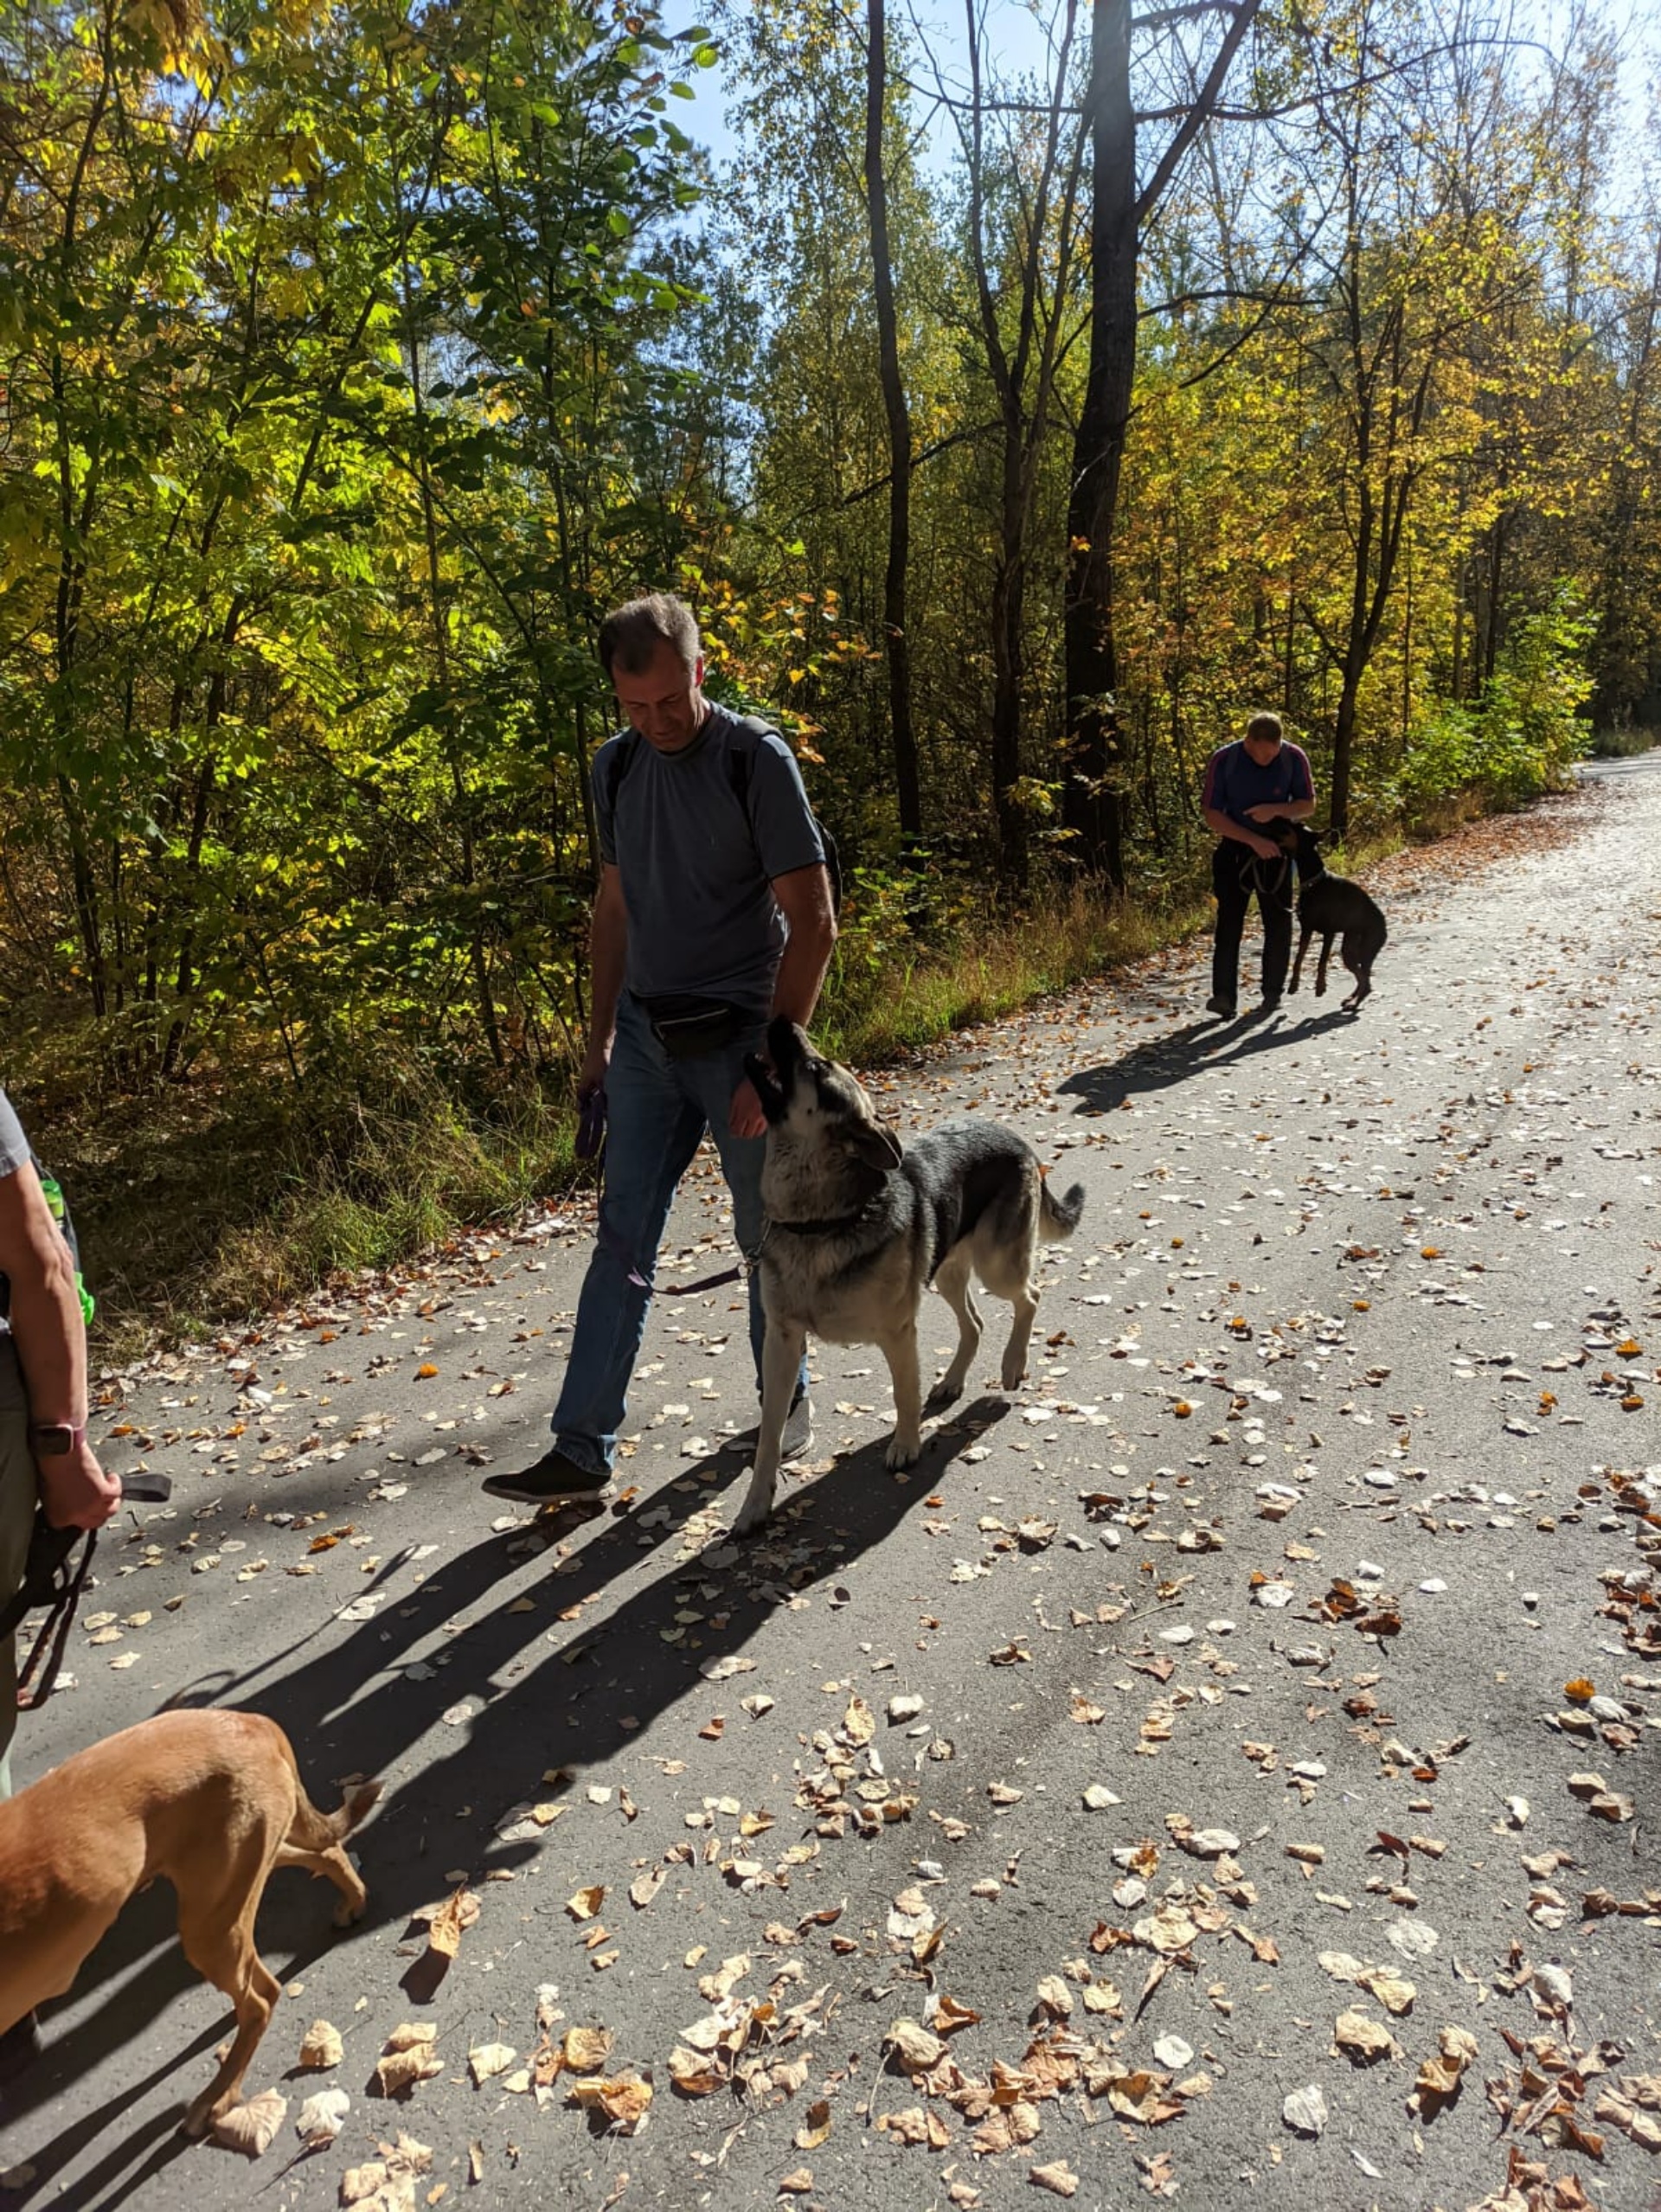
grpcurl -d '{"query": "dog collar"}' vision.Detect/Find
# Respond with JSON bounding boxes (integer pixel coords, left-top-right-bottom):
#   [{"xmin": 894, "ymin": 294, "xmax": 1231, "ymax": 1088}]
[{"xmin": 766, "ymin": 1209, "xmax": 872, "ymax": 1235}]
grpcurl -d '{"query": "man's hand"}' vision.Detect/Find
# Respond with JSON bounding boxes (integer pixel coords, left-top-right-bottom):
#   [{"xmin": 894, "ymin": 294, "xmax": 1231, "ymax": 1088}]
[
  {"xmin": 728, "ymin": 1076, "xmax": 767, "ymax": 1139},
  {"xmin": 577, "ymin": 1037, "xmax": 612, "ymax": 1105},
  {"xmin": 1247, "ymin": 832, "xmax": 1282, "ymax": 860},
  {"xmin": 1245, "ymin": 803, "xmax": 1286, "ymax": 824},
  {"xmin": 38, "ymin": 1439, "xmax": 122, "ymax": 1531}
]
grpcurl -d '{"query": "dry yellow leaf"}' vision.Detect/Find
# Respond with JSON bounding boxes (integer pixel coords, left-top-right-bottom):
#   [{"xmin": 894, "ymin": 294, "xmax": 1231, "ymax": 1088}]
[
  {"xmin": 209, "ymin": 2089, "xmax": 286, "ymax": 2157},
  {"xmin": 424, "ymin": 1887, "xmax": 480, "ymax": 1961},
  {"xmin": 560, "ymin": 2025, "xmax": 613, "ymax": 2074},
  {"xmin": 566, "ymin": 2071, "xmax": 653, "ymax": 2132},
  {"xmin": 298, "ymin": 2018, "xmax": 343, "ymax": 2069}
]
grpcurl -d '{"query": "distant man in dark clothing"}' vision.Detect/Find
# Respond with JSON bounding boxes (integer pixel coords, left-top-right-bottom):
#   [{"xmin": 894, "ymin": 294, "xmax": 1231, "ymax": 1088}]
[
  {"xmin": 1200, "ymin": 711, "xmax": 1317, "ymax": 1019},
  {"xmin": 483, "ymin": 593, "xmax": 837, "ymax": 1511}
]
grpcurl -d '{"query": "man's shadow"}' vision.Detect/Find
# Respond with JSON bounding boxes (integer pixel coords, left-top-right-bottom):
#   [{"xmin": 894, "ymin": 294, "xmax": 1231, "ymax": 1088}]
[
  {"xmin": 6, "ymin": 1396, "xmax": 1011, "ymax": 2170},
  {"xmin": 1060, "ymin": 1003, "xmax": 1357, "ymax": 1115}
]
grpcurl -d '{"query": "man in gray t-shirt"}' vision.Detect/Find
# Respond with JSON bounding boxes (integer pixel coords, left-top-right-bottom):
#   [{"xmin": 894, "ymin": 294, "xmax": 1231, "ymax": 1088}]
[{"xmin": 483, "ymin": 593, "xmax": 837, "ymax": 1510}]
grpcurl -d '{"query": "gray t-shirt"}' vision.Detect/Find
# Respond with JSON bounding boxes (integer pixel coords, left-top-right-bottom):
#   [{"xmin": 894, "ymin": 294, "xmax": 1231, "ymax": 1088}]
[
  {"xmin": 0, "ymin": 1090, "xmax": 28, "ymax": 1392},
  {"xmin": 0, "ymin": 1092, "xmax": 26, "ymax": 1184},
  {"xmin": 594, "ymin": 704, "xmax": 825, "ymax": 1018}
]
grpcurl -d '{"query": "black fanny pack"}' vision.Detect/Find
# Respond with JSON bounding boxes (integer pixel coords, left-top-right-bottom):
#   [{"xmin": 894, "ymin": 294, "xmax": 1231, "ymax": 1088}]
[{"xmin": 638, "ymin": 994, "xmax": 753, "ymax": 1061}]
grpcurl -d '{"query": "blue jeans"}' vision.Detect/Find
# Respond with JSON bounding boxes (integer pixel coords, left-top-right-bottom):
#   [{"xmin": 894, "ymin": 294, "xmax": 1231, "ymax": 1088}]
[{"xmin": 550, "ymin": 994, "xmax": 807, "ymax": 1477}]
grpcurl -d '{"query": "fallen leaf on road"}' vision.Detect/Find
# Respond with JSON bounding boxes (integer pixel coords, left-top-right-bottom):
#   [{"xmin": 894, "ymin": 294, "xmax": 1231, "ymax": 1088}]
[
  {"xmin": 210, "ymin": 2089, "xmax": 286, "ymax": 2157},
  {"xmin": 794, "ymin": 2098, "xmax": 833, "ymax": 2149},
  {"xmin": 560, "ymin": 2026, "xmax": 614, "ymax": 2074},
  {"xmin": 424, "ymin": 1887, "xmax": 480, "ymax": 1961},
  {"xmin": 1282, "ymin": 2084, "xmax": 1327, "ymax": 2136},
  {"xmin": 567, "ymin": 1885, "xmax": 606, "ymax": 1920},
  {"xmin": 567, "ymin": 2071, "xmax": 653, "ymax": 2132},
  {"xmin": 298, "ymin": 2019, "xmax": 343, "ymax": 2069},
  {"xmin": 885, "ymin": 2019, "xmax": 946, "ymax": 2074},
  {"xmin": 1029, "ymin": 2161, "xmax": 1080, "ymax": 2196},
  {"xmin": 374, "ymin": 2024, "xmax": 442, "ymax": 2095},
  {"xmin": 668, "ymin": 2045, "xmax": 723, "ymax": 2097},
  {"xmin": 468, "ymin": 2042, "xmax": 516, "ymax": 2086},
  {"xmin": 1334, "ymin": 2010, "xmax": 1397, "ymax": 2063},
  {"xmin": 1411, "ymin": 2025, "xmax": 1479, "ymax": 2116},
  {"xmin": 972, "ymin": 2101, "xmax": 1042, "ymax": 2156},
  {"xmin": 294, "ymin": 2087, "xmax": 350, "ymax": 2146}
]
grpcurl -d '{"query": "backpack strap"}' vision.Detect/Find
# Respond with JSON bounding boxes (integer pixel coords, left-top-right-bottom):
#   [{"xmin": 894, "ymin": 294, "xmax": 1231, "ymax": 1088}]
[{"xmin": 600, "ymin": 714, "xmax": 839, "ymax": 909}]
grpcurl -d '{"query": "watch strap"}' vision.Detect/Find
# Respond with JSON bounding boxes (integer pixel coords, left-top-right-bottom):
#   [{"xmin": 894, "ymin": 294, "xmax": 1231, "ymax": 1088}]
[{"xmin": 28, "ymin": 1422, "xmax": 87, "ymax": 1455}]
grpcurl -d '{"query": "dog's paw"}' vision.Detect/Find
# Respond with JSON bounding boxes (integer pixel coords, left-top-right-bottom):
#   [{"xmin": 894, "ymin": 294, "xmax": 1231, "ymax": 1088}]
[
  {"xmin": 332, "ymin": 1895, "xmax": 366, "ymax": 1928},
  {"xmin": 885, "ymin": 1433, "xmax": 921, "ymax": 1471},
  {"xmin": 1313, "ymin": 980, "xmax": 1327, "ymax": 997},
  {"xmin": 924, "ymin": 1377, "xmax": 964, "ymax": 1414},
  {"xmin": 999, "ymin": 1359, "xmax": 1028, "ymax": 1394},
  {"xmin": 732, "ymin": 1489, "xmax": 773, "ymax": 1536},
  {"xmin": 179, "ymin": 2087, "xmax": 225, "ymax": 2140}
]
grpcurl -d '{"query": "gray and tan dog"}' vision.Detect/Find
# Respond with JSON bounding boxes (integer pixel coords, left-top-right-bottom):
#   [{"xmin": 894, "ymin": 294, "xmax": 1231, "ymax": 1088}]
[{"xmin": 735, "ymin": 1020, "xmax": 1084, "ymax": 1532}]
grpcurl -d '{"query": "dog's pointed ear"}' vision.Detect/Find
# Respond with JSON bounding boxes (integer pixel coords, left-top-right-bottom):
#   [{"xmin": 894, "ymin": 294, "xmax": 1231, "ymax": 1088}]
[{"xmin": 847, "ymin": 1118, "xmax": 903, "ymax": 1172}]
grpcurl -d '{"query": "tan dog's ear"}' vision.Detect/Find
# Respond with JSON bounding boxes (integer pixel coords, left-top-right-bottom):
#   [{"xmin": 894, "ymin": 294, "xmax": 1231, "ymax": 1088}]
[{"xmin": 847, "ymin": 1117, "xmax": 903, "ymax": 1172}]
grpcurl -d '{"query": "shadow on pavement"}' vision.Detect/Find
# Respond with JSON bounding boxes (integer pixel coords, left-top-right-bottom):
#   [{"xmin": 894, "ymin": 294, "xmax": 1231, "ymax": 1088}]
[
  {"xmin": 3, "ymin": 1395, "xmax": 1011, "ymax": 2161},
  {"xmin": 1060, "ymin": 1003, "xmax": 1356, "ymax": 1114}
]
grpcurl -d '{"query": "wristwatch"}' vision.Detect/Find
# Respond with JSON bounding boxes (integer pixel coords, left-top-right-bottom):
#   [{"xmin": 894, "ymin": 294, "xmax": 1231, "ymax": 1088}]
[{"xmin": 28, "ymin": 1422, "xmax": 87, "ymax": 1456}]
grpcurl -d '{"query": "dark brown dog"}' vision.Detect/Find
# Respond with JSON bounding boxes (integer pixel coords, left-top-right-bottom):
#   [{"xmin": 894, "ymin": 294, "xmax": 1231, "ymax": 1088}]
[
  {"xmin": 0, "ymin": 1709, "xmax": 379, "ymax": 2134},
  {"xmin": 1274, "ymin": 822, "xmax": 1388, "ymax": 1010}
]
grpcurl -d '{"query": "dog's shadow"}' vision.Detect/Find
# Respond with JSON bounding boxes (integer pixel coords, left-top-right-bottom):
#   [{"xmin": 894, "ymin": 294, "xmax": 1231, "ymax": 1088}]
[
  {"xmin": 6, "ymin": 1396, "xmax": 1013, "ymax": 2170},
  {"xmin": 1061, "ymin": 1003, "xmax": 1358, "ymax": 1114}
]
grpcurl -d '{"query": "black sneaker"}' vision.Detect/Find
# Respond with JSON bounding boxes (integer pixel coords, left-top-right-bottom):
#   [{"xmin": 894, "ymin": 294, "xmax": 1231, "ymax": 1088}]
[
  {"xmin": 481, "ymin": 1451, "xmax": 612, "ymax": 1509},
  {"xmin": 1205, "ymin": 994, "xmax": 1237, "ymax": 1020}
]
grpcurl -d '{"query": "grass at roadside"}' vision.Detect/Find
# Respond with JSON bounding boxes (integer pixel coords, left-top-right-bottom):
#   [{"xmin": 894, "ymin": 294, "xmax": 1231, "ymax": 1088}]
[{"xmin": 15, "ymin": 785, "xmax": 1598, "ymax": 1360}]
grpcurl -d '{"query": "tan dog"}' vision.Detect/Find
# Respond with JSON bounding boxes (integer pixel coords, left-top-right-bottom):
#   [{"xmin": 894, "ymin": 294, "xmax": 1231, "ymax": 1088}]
[{"xmin": 0, "ymin": 1708, "xmax": 380, "ymax": 2134}]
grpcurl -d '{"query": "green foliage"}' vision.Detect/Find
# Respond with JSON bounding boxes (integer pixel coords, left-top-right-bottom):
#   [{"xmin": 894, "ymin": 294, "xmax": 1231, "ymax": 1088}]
[{"xmin": 1400, "ymin": 592, "xmax": 1594, "ymax": 811}]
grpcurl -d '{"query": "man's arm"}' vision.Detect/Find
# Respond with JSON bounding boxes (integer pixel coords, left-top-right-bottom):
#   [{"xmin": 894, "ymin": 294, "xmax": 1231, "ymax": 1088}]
[
  {"xmin": 768, "ymin": 863, "xmax": 837, "ymax": 1025},
  {"xmin": 578, "ymin": 863, "xmax": 628, "ymax": 1101},
  {"xmin": 1203, "ymin": 806, "xmax": 1281, "ymax": 858},
  {"xmin": 0, "ymin": 1159, "xmax": 120, "ymax": 1531},
  {"xmin": 1243, "ymin": 798, "xmax": 1315, "ymax": 824},
  {"xmin": 727, "ymin": 863, "xmax": 837, "ymax": 1138}
]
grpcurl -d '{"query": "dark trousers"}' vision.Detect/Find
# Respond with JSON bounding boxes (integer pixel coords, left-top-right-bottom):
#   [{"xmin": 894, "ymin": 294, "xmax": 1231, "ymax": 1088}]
[{"xmin": 1211, "ymin": 843, "xmax": 1293, "ymax": 1005}]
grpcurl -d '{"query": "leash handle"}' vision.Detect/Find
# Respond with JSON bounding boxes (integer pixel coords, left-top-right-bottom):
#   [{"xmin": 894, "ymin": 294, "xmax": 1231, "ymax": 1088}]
[{"xmin": 16, "ymin": 1529, "xmax": 96, "ymax": 1709}]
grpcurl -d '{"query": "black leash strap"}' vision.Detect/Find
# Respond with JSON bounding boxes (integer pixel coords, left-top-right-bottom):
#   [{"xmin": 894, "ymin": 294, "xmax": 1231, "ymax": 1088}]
[
  {"xmin": 4, "ymin": 1472, "xmax": 173, "ymax": 1710},
  {"xmin": 15, "ymin": 1529, "xmax": 96, "ymax": 1710}
]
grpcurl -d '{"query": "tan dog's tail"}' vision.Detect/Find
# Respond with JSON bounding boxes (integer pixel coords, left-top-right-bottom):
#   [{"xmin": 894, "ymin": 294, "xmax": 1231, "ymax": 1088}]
[
  {"xmin": 271, "ymin": 1721, "xmax": 383, "ymax": 1851},
  {"xmin": 292, "ymin": 1777, "xmax": 382, "ymax": 1852}
]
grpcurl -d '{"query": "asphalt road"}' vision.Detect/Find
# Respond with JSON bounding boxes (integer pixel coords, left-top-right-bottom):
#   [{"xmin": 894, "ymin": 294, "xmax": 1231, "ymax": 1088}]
[{"xmin": 3, "ymin": 760, "xmax": 1658, "ymax": 2212}]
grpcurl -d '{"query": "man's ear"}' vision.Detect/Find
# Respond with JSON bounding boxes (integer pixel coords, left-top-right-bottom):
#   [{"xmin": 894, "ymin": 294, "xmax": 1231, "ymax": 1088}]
[{"xmin": 847, "ymin": 1119, "xmax": 903, "ymax": 1172}]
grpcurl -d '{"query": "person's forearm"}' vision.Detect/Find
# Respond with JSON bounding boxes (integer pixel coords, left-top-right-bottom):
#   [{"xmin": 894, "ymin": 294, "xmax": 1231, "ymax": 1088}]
[
  {"xmin": 1204, "ymin": 808, "xmax": 1261, "ymax": 845},
  {"xmin": 587, "ymin": 904, "xmax": 627, "ymax": 1050},
  {"xmin": 771, "ymin": 916, "xmax": 837, "ymax": 1027},
  {"xmin": 7, "ymin": 1209, "xmax": 89, "ymax": 1428}
]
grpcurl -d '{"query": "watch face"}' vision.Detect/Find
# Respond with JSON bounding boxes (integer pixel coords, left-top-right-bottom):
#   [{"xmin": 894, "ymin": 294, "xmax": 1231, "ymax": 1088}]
[{"xmin": 30, "ymin": 1426, "xmax": 75, "ymax": 1455}]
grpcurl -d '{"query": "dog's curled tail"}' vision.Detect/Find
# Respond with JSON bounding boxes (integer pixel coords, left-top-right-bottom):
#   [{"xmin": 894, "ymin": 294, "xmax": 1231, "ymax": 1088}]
[
  {"xmin": 289, "ymin": 1771, "xmax": 384, "ymax": 1854},
  {"xmin": 1039, "ymin": 1177, "xmax": 1086, "ymax": 1242}
]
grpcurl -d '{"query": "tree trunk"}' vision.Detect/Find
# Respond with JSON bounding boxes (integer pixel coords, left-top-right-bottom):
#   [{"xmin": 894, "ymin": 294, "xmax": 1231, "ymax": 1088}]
[
  {"xmin": 990, "ymin": 537, "xmax": 1028, "ymax": 888},
  {"xmin": 863, "ymin": 0, "xmax": 921, "ymax": 845},
  {"xmin": 1062, "ymin": 0, "xmax": 1137, "ymax": 888}
]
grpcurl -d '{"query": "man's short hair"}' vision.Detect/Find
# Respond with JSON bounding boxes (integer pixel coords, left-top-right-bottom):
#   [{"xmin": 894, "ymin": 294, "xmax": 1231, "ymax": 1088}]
[
  {"xmin": 598, "ymin": 593, "xmax": 701, "ymax": 678},
  {"xmin": 1245, "ymin": 711, "xmax": 1283, "ymax": 746}
]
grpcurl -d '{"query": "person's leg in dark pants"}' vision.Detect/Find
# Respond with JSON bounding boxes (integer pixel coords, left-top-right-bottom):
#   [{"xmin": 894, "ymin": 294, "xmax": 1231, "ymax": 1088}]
[
  {"xmin": 1210, "ymin": 844, "xmax": 1248, "ymax": 1014},
  {"xmin": 1258, "ymin": 864, "xmax": 1294, "ymax": 1003},
  {"xmin": 544, "ymin": 998, "xmax": 706, "ymax": 1479}
]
